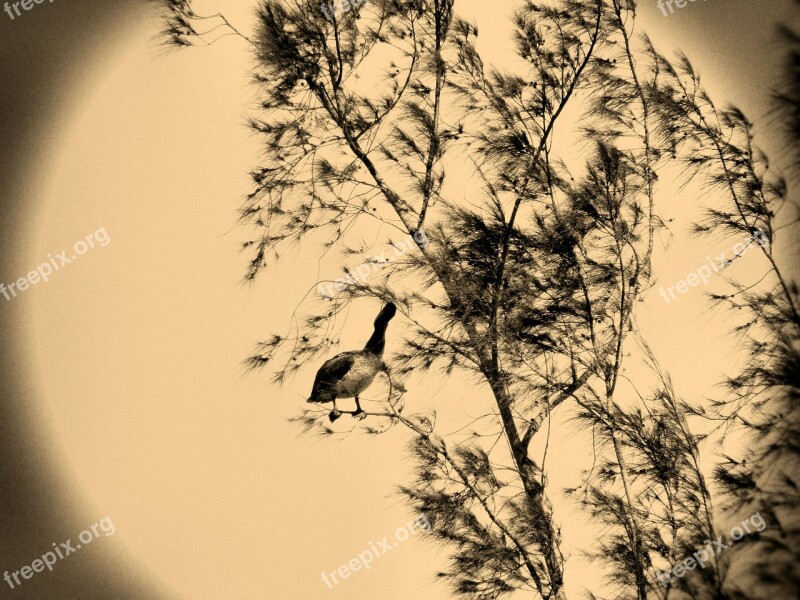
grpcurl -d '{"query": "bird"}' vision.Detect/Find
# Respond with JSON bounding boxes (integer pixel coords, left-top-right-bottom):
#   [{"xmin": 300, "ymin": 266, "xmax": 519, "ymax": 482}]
[{"xmin": 308, "ymin": 302, "xmax": 397, "ymax": 422}]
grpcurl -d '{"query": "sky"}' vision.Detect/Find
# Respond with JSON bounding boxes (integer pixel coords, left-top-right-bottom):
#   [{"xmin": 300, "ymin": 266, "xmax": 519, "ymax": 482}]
[{"xmin": 0, "ymin": 0, "xmax": 797, "ymax": 598}]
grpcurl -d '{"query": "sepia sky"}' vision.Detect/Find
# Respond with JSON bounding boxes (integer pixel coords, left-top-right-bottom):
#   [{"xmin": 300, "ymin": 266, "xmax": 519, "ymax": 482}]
[{"xmin": 0, "ymin": 0, "xmax": 797, "ymax": 598}]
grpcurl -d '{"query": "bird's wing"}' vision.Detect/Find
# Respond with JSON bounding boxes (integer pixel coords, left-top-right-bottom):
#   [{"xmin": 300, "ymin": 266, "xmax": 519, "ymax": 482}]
[
  {"xmin": 309, "ymin": 352, "xmax": 356, "ymax": 400},
  {"xmin": 319, "ymin": 352, "xmax": 357, "ymax": 380}
]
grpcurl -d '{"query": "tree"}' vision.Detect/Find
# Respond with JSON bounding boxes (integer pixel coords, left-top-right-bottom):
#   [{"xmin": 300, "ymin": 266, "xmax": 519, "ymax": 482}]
[
  {"xmin": 647, "ymin": 9, "xmax": 800, "ymax": 596},
  {"xmin": 155, "ymin": 0, "xmax": 799, "ymax": 598}
]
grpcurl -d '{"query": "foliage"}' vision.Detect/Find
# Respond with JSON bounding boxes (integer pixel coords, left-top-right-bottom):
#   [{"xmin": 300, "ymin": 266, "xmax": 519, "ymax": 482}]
[{"xmin": 155, "ymin": 0, "xmax": 799, "ymax": 598}]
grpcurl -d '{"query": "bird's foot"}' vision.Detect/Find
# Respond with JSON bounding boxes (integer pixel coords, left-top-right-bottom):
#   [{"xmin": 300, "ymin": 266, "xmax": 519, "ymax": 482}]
[
  {"xmin": 353, "ymin": 409, "xmax": 367, "ymax": 420},
  {"xmin": 329, "ymin": 409, "xmax": 342, "ymax": 422}
]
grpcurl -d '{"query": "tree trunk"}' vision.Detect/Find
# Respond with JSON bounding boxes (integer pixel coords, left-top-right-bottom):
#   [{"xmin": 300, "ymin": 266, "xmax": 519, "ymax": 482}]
[{"xmin": 485, "ymin": 368, "xmax": 566, "ymax": 599}]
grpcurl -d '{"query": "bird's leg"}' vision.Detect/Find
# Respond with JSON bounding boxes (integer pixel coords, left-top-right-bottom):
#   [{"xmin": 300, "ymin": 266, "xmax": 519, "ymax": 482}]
[
  {"xmin": 329, "ymin": 399, "xmax": 342, "ymax": 422},
  {"xmin": 352, "ymin": 396, "xmax": 366, "ymax": 420}
]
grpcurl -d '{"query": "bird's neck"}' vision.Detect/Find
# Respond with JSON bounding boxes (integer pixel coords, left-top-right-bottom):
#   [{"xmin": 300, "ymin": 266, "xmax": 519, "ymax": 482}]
[{"xmin": 364, "ymin": 321, "xmax": 388, "ymax": 356}]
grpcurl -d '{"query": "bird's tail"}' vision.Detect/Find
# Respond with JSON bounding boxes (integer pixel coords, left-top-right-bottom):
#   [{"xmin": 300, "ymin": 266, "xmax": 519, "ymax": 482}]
[{"xmin": 307, "ymin": 389, "xmax": 334, "ymax": 403}]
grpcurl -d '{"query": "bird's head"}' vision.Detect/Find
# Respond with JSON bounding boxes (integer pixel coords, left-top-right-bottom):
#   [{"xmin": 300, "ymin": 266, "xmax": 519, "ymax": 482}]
[{"xmin": 374, "ymin": 302, "xmax": 397, "ymax": 327}]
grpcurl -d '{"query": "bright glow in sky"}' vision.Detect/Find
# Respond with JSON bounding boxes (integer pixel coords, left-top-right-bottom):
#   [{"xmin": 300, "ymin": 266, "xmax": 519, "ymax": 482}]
[{"xmin": 16, "ymin": 1, "xmax": 794, "ymax": 597}]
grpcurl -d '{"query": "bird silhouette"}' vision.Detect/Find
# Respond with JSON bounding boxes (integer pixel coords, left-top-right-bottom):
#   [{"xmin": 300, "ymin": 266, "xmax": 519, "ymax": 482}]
[{"xmin": 308, "ymin": 302, "xmax": 397, "ymax": 422}]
